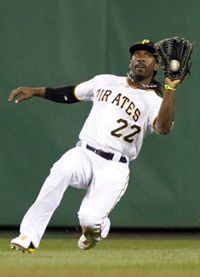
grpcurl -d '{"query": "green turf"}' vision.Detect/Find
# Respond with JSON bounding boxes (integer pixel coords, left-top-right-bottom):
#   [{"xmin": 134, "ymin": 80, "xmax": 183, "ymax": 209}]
[{"xmin": 1, "ymin": 234, "xmax": 200, "ymax": 276}]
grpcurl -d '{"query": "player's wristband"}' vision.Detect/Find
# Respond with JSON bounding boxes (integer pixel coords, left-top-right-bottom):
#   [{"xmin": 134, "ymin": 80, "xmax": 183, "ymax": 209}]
[{"xmin": 164, "ymin": 84, "xmax": 176, "ymax": 92}]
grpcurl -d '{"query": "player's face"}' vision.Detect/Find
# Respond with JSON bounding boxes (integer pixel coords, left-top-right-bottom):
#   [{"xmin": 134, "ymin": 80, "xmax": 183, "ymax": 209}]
[{"xmin": 129, "ymin": 50, "xmax": 158, "ymax": 81}]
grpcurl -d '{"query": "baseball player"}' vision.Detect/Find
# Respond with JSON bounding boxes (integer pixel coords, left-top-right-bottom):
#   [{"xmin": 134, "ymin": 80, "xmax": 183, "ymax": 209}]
[{"xmin": 8, "ymin": 39, "xmax": 180, "ymax": 253}]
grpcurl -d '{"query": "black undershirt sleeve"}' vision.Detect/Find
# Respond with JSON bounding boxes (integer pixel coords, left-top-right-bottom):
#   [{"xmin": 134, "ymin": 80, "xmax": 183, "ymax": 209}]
[{"xmin": 45, "ymin": 86, "xmax": 80, "ymax": 103}]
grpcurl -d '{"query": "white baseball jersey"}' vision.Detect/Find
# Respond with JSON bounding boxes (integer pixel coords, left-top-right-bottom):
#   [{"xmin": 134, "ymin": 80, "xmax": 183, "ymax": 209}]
[
  {"xmin": 75, "ymin": 74, "xmax": 162, "ymax": 160},
  {"xmin": 18, "ymin": 75, "xmax": 163, "ymax": 248}
]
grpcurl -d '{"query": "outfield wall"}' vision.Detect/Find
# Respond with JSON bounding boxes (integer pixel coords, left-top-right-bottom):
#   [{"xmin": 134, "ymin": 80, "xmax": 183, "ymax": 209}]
[{"xmin": 1, "ymin": 0, "xmax": 200, "ymax": 228}]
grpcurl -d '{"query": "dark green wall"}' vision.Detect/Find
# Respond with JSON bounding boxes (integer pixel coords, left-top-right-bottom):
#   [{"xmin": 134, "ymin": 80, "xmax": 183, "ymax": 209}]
[{"xmin": 1, "ymin": 0, "xmax": 200, "ymax": 228}]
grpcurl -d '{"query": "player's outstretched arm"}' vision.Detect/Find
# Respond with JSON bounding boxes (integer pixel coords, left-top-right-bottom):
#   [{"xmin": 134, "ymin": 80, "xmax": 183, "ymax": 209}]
[
  {"xmin": 8, "ymin": 87, "xmax": 46, "ymax": 104},
  {"xmin": 154, "ymin": 78, "xmax": 181, "ymax": 135}
]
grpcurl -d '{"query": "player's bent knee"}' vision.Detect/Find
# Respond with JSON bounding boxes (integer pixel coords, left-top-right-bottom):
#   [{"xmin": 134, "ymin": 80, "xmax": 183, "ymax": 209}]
[
  {"xmin": 78, "ymin": 211, "xmax": 111, "ymax": 239},
  {"xmin": 78, "ymin": 211, "xmax": 101, "ymax": 229},
  {"xmin": 79, "ymin": 210, "xmax": 102, "ymax": 230}
]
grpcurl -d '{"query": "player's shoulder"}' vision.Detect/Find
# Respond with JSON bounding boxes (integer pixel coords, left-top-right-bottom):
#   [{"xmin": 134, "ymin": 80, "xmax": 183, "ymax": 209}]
[{"xmin": 93, "ymin": 74, "xmax": 123, "ymax": 84}]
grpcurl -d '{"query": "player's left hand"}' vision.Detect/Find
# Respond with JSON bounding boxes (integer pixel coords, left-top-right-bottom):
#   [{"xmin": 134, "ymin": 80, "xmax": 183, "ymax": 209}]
[{"xmin": 165, "ymin": 77, "xmax": 181, "ymax": 90}]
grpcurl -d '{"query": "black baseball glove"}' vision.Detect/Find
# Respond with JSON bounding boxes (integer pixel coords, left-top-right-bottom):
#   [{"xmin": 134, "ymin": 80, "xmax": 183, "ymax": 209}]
[{"xmin": 155, "ymin": 36, "xmax": 193, "ymax": 81}]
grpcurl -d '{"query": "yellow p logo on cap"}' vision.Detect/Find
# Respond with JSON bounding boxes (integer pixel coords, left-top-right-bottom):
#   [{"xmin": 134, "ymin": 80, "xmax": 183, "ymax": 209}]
[{"xmin": 142, "ymin": 39, "xmax": 150, "ymax": 44}]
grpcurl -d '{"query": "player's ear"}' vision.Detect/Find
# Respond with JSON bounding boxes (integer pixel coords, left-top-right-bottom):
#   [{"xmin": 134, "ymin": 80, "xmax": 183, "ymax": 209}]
[
  {"xmin": 129, "ymin": 60, "xmax": 132, "ymax": 70},
  {"xmin": 154, "ymin": 62, "xmax": 159, "ymax": 71}
]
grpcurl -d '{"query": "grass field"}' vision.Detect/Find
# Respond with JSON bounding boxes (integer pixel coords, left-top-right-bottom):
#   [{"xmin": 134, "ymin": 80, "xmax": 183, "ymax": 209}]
[{"xmin": 1, "ymin": 232, "xmax": 200, "ymax": 277}]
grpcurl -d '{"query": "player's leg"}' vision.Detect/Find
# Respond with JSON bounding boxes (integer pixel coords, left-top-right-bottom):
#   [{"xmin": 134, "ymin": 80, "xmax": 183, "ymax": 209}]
[
  {"xmin": 11, "ymin": 147, "xmax": 92, "ymax": 252},
  {"xmin": 77, "ymin": 153, "xmax": 130, "ymax": 250}
]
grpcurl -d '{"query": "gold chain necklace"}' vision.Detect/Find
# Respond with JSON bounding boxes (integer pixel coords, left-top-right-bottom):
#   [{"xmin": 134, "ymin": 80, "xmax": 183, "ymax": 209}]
[{"xmin": 127, "ymin": 73, "xmax": 157, "ymax": 89}]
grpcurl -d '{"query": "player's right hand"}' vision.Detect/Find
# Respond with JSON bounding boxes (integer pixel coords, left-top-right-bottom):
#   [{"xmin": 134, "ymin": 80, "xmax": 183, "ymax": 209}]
[{"xmin": 8, "ymin": 87, "xmax": 36, "ymax": 104}]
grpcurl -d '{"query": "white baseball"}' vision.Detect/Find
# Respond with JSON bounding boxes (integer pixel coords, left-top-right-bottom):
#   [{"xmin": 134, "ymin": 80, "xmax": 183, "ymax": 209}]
[{"xmin": 170, "ymin": 59, "xmax": 180, "ymax": 72}]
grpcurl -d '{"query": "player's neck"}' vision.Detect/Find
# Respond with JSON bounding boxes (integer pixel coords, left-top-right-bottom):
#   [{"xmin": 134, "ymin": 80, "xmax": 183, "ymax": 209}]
[{"xmin": 127, "ymin": 73, "xmax": 156, "ymax": 90}]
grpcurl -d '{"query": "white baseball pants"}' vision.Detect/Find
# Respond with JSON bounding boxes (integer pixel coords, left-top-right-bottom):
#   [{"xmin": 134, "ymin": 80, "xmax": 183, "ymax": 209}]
[{"xmin": 19, "ymin": 143, "xmax": 130, "ymax": 247}]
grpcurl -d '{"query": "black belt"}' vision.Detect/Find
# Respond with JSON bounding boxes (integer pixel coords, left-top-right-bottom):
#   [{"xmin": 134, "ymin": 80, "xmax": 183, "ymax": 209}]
[{"xmin": 86, "ymin": 144, "xmax": 127, "ymax": 163}]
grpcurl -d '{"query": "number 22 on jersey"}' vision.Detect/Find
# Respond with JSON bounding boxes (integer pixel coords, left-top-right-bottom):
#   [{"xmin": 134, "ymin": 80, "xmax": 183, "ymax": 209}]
[{"xmin": 111, "ymin": 118, "xmax": 141, "ymax": 143}]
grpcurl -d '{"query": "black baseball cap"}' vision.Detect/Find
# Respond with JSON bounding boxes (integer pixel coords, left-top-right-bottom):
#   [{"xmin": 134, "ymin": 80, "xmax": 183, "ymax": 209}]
[{"xmin": 129, "ymin": 39, "xmax": 156, "ymax": 56}]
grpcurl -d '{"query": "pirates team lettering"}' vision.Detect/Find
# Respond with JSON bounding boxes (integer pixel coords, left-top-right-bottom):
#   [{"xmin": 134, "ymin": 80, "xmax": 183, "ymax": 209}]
[{"xmin": 96, "ymin": 89, "xmax": 141, "ymax": 122}]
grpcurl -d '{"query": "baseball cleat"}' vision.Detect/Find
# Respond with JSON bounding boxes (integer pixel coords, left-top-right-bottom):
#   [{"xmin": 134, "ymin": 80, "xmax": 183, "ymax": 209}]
[
  {"xmin": 10, "ymin": 235, "xmax": 36, "ymax": 253},
  {"xmin": 78, "ymin": 234, "xmax": 101, "ymax": 250}
]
